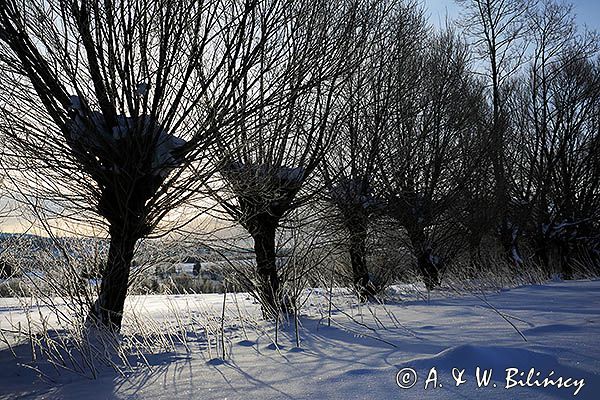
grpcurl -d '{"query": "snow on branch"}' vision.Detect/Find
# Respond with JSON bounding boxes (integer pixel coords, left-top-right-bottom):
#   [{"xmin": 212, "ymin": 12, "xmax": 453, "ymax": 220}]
[
  {"xmin": 67, "ymin": 96, "xmax": 186, "ymax": 178},
  {"xmin": 329, "ymin": 177, "xmax": 380, "ymax": 209},
  {"xmin": 221, "ymin": 161, "xmax": 305, "ymax": 190}
]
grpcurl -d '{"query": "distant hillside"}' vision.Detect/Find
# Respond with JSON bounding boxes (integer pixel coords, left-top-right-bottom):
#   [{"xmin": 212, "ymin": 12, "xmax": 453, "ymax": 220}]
[{"xmin": 0, "ymin": 232, "xmax": 108, "ymax": 257}]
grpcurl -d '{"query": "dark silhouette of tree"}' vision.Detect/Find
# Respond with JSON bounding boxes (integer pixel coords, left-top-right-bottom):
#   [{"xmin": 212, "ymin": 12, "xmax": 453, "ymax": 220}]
[
  {"xmin": 510, "ymin": 1, "xmax": 600, "ymax": 276},
  {"xmin": 457, "ymin": 0, "xmax": 534, "ymax": 266},
  {"xmin": 210, "ymin": 0, "xmax": 376, "ymax": 316},
  {"xmin": 0, "ymin": 0, "xmax": 268, "ymax": 330},
  {"xmin": 378, "ymin": 28, "xmax": 486, "ymax": 289},
  {"xmin": 322, "ymin": 1, "xmax": 425, "ymax": 298}
]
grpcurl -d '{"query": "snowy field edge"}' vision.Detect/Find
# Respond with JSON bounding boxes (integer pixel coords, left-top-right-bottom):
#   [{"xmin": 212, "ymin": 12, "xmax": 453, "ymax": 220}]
[{"xmin": 1, "ymin": 279, "xmax": 599, "ymax": 400}]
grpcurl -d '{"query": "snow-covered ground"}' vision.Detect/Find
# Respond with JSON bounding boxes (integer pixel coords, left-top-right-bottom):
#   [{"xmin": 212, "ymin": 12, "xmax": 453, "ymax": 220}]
[{"xmin": 1, "ymin": 280, "xmax": 599, "ymax": 399}]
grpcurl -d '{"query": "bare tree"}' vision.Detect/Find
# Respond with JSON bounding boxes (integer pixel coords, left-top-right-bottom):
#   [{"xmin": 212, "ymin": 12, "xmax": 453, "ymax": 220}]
[
  {"xmin": 510, "ymin": 1, "xmax": 600, "ymax": 276},
  {"xmin": 457, "ymin": 0, "xmax": 534, "ymax": 265},
  {"xmin": 321, "ymin": 0, "xmax": 425, "ymax": 298},
  {"xmin": 378, "ymin": 27, "xmax": 486, "ymax": 289},
  {"xmin": 0, "ymin": 0, "xmax": 268, "ymax": 330},
  {"xmin": 209, "ymin": 0, "xmax": 376, "ymax": 316}
]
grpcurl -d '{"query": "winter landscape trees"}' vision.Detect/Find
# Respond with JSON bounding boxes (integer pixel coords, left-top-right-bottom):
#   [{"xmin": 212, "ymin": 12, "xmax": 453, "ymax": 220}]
[
  {"xmin": 321, "ymin": 0, "xmax": 424, "ymax": 298},
  {"xmin": 0, "ymin": 0, "xmax": 598, "ymax": 358},
  {"xmin": 207, "ymin": 0, "xmax": 377, "ymax": 316},
  {"xmin": 1, "ymin": 0, "xmax": 598, "ymax": 312},
  {"xmin": 0, "ymin": 0, "xmax": 273, "ymax": 330}
]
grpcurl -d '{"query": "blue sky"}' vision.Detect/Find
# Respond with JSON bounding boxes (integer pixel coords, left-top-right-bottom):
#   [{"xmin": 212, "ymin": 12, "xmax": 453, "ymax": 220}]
[{"xmin": 423, "ymin": 0, "xmax": 600, "ymax": 32}]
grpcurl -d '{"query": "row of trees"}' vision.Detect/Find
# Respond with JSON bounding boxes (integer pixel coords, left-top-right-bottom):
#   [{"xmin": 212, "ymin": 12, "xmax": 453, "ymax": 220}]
[
  {"xmin": 307, "ymin": 0, "xmax": 600, "ymax": 302},
  {"xmin": 0, "ymin": 0, "xmax": 599, "ymax": 331},
  {"xmin": 0, "ymin": 0, "xmax": 375, "ymax": 328}
]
